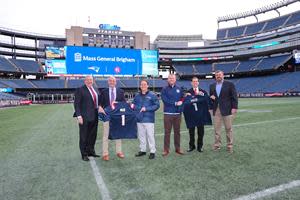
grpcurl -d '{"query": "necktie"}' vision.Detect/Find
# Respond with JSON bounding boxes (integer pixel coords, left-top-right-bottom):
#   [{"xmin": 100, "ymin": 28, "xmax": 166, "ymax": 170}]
[
  {"xmin": 194, "ymin": 88, "xmax": 198, "ymax": 95},
  {"xmin": 110, "ymin": 88, "xmax": 115, "ymax": 104},
  {"xmin": 89, "ymin": 87, "xmax": 97, "ymax": 108}
]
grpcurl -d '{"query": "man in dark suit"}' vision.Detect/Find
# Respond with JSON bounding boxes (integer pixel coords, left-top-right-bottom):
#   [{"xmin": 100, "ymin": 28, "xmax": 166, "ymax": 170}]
[
  {"xmin": 98, "ymin": 76, "xmax": 125, "ymax": 161},
  {"xmin": 186, "ymin": 77, "xmax": 212, "ymax": 153},
  {"xmin": 74, "ymin": 75, "xmax": 100, "ymax": 161},
  {"xmin": 209, "ymin": 70, "xmax": 238, "ymax": 153}
]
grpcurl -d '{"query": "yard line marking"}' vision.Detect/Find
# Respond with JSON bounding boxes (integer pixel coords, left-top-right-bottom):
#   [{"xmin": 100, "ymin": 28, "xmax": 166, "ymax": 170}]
[
  {"xmin": 89, "ymin": 157, "xmax": 112, "ymax": 200},
  {"xmin": 233, "ymin": 180, "xmax": 300, "ymax": 200},
  {"xmin": 155, "ymin": 116, "xmax": 300, "ymax": 136}
]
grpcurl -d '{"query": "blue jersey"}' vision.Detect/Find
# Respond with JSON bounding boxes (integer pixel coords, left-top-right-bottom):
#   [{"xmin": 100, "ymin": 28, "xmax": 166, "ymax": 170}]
[
  {"xmin": 104, "ymin": 102, "xmax": 137, "ymax": 140},
  {"xmin": 183, "ymin": 95, "xmax": 212, "ymax": 129}
]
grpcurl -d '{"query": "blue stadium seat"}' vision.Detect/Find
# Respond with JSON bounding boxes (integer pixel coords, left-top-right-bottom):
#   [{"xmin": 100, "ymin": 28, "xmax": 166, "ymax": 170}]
[
  {"xmin": 263, "ymin": 15, "xmax": 289, "ymax": 32},
  {"xmin": 9, "ymin": 59, "xmax": 42, "ymax": 73},
  {"xmin": 285, "ymin": 10, "xmax": 300, "ymax": 26},
  {"xmin": 244, "ymin": 22, "xmax": 265, "ymax": 35},
  {"xmin": 0, "ymin": 57, "xmax": 18, "ymax": 72},
  {"xmin": 214, "ymin": 62, "xmax": 238, "ymax": 73},
  {"xmin": 227, "ymin": 26, "xmax": 245, "ymax": 38}
]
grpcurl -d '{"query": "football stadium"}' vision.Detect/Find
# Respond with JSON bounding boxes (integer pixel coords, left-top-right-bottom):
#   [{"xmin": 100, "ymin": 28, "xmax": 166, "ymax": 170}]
[{"xmin": 1, "ymin": 0, "xmax": 300, "ymax": 199}]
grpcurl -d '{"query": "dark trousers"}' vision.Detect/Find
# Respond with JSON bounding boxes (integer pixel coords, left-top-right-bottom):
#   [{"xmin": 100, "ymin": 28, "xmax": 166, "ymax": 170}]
[
  {"xmin": 79, "ymin": 118, "xmax": 98, "ymax": 157},
  {"xmin": 189, "ymin": 125, "xmax": 204, "ymax": 150},
  {"xmin": 164, "ymin": 114, "xmax": 181, "ymax": 151}
]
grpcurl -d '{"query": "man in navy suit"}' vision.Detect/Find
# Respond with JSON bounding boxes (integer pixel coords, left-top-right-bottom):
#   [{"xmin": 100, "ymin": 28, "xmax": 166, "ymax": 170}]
[
  {"xmin": 74, "ymin": 75, "xmax": 100, "ymax": 161},
  {"xmin": 209, "ymin": 70, "xmax": 238, "ymax": 153},
  {"xmin": 98, "ymin": 76, "xmax": 125, "ymax": 161},
  {"xmin": 185, "ymin": 77, "xmax": 212, "ymax": 153}
]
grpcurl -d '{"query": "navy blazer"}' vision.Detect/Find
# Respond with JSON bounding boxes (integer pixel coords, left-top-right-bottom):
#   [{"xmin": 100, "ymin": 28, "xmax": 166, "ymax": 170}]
[
  {"xmin": 209, "ymin": 80, "xmax": 238, "ymax": 116},
  {"xmin": 99, "ymin": 88, "xmax": 125, "ymax": 108},
  {"xmin": 73, "ymin": 85, "xmax": 100, "ymax": 121}
]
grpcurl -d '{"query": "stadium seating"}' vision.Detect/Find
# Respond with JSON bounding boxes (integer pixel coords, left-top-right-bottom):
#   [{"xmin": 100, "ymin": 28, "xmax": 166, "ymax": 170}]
[
  {"xmin": 194, "ymin": 64, "xmax": 212, "ymax": 75},
  {"xmin": 0, "ymin": 92, "xmax": 23, "ymax": 100},
  {"xmin": 173, "ymin": 64, "xmax": 195, "ymax": 75},
  {"xmin": 0, "ymin": 57, "xmax": 18, "ymax": 72},
  {"xmin": 214, "ymin": 62, "xmax": 238, "ymax": 73},
  {"xmin": 31, "ymin": 80, "xmax": 65, "ymax": 89},
  {"xmin": 0, "ymin": 79, "xmax": 35, "ymax": 88},
  {"xmin": 9, "ymin": 59, "xmax": 42, "ymax": 73},
  {"xmin": 217, "ymin": 10, "xmax": 300, "ymax": 40}
]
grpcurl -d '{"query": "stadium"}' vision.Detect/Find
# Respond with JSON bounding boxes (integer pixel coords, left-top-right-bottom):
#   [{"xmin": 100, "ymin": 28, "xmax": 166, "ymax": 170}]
[{"xmin": 0, "ymin": 0, "xmax": 300, "ymax": 199}]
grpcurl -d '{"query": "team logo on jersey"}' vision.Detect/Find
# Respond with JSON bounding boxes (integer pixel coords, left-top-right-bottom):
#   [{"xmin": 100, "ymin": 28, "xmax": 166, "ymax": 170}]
[
  {"xmin": 120, "ymin": 108, "xmax": 126, "ymax": 112},
  {"xmin": 176, "ymin": 89, "xmax": 180, "ymax": 93},
  {"xmin": 191, "ymin": 98, "xmax": 198, "ymax": 103},
  {"xmin": 199, "ymin": 91, "xmax": 204, "ymax": 96}
]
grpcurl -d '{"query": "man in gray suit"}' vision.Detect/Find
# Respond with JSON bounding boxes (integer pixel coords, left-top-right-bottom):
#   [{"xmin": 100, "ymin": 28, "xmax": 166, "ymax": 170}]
[{"xmin": 209, "ymin": 70, "xmax": 238, "ymax": 153}]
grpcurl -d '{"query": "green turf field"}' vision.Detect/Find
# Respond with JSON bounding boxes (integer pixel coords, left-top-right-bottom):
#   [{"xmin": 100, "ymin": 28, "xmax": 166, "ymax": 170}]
[{"xmin": 0, "ymin": 98, "xmax": 300, "ymax": 200}]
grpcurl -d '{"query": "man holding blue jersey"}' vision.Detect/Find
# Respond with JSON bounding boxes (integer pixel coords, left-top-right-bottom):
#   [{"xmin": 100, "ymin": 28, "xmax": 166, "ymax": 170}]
[
  {"xmin": 132, "ymin": 80, "xmax": 160, "ymax": 159},
  {"xmin": 161, "ymin": 74, "xmax": 184, "ymax": 156}
]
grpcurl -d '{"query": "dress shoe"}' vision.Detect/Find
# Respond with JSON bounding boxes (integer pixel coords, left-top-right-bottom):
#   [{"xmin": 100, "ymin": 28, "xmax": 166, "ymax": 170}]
[
  {"xmin": 227, "ymin": 148, "xmax": 233, "ymax": 153},
  {"xmin": 102, "ymin": 155, "xmax": 109, "ymax": 161},
  {"xmin": 175, "ymin": 150, "xmax": 184, "ymax": 155},
  {"xmin": 135, "ymin": 151, "xmax": 146, "ymax": 157},
  {"xmin": 82, "ymin": 155, "xmax": 89, "ymax": 161},
  {"xmin": 213, "ymin": 146, "xmax": 221, "ymax": 151},
  {"xmin": 117, "ymin": 152, "xmax": 125, "ymax": 159},
  {"xmin": 197, "ymin": 148, "xmax": 203, "ymax": 152},
  {"xmin": 149, "ymin": 153, "xmax": 155, "ymax": 159},
  {"xmin": 187, "ymin": 148, "xmax": 195, "ymax": 152},
  {"xmin": 162, "ymin": 150, "xmax": 169, "ymax": 157},
  {"xmin": 88, "ymin": 153, "xmax": 100, "ymax": 157}
]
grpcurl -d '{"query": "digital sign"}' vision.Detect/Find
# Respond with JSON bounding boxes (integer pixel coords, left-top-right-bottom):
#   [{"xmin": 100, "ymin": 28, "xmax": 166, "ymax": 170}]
[
  {"xmin": 45, "ymin": 60, "xmax": 67, "ymax": 75},
  {"xmin": 65, "ymin": 46, "xmax": 158, "ymax": 76},
  {"xmin": 45, "ymin": 46, "xmax": 65, "ymax": 59}
]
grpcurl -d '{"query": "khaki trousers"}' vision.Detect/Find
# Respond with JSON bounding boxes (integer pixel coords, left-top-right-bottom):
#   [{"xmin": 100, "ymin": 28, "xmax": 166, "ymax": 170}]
[
  {"xmin": 213, "ymin": 107, "xmax": 234, "ymax": 150},
  {"xmin": 102, "ymin": 121, "xmax": 122, "ymax": 156}
]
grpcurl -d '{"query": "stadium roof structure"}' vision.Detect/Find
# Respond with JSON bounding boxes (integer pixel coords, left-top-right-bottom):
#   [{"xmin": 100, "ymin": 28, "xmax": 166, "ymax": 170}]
[{"xmin": 217, "ymin": 0, "xmax": 300, "ymax": 24}]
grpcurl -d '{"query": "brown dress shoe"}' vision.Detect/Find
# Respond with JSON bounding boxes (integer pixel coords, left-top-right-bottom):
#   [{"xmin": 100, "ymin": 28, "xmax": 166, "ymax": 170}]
[
  {"xmin": 117, "ymin": 152, "xmax": 125, "ymax": 158},
  {"xmin": 102, "ymin": 155, "xmax": 109, "ymax": 161}
]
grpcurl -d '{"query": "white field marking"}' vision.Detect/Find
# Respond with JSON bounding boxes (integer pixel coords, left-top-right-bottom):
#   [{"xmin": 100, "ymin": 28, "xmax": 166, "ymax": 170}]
[
  {"xmin": 155, "ymin": 116, "xmax": 300, "ymax": 136},
  {"xmin": 233, "ymin": 180, "xmax": 300, "ymax": 200},
  {"xmin": 89, "ymin": 157, "xmax": 112, "ymax": 200}
]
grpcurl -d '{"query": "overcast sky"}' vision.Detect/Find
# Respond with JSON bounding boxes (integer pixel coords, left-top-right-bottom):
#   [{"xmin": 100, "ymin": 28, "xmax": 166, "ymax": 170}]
[{"xmin": 0, "ymin": 0, "xmax": 300, "ymax": 41}]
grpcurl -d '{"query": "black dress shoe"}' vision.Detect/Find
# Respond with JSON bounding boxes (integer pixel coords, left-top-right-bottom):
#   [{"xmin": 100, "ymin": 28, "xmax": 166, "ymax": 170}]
[
  {"xmin": 135, "ymin": 151, "xmax": 146, "ymax": 157},
  {"xmin": 82, "ymin": 156, "xmax": 89, "ymax": 161},
  {"xmin": 88, "ymin": 153, "xmax": 100, "ymax": 157},
  {"xmin": 149, "ymin": 153, "xmax": 155, "ymax": 159},
  {"xmin": 197, "ymin": 148, "xmax": 203, "ymax": 152},
  {"xmin": 187, "ymin": 148, "xmax": 195, "ymax": 152}
]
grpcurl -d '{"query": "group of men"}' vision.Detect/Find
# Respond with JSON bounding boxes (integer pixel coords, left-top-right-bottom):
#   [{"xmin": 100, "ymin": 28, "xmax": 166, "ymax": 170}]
[{"xmin": 73, "ymin": 70, "xmax": 238, "ymax": 162}]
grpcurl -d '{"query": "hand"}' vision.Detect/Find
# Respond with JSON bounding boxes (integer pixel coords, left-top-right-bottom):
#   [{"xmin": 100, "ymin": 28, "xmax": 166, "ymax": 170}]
[
  {"xmin": 209, "ymin": 109, "xmax": 213, "ymax": 115},
  {"xmin": 185, "ymin": 93, "xmax": 191, "ymax": 96},
  {"xmin": 77, "ymin": 116, "xmax": 83, "ymax": 125},
  {"xmin": 98, "ymin": 106, "xmax": 106, "ymax": 115},
  {"xmin": 231, "ymin": 108, "xmax": 237, "ymax": 114},
  {"xmin": 140, "ymin": 107, "xmax": 146, "ymax": 112},
  {"xmin": 176, "ymin": 101, "xmax": 183, "ymax": 106},
  {"xmin": 210, "ymin": 95, "xmax": 216, "ymax": 100}
]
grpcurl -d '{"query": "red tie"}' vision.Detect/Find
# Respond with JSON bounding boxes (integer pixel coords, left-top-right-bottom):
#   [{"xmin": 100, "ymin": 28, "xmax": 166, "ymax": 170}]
[
  {"xmin": 194, "ymin": 88, "xmax": 198, "ymax": 95},
  {"xmin": 89, "ymin": 87, "xmax": 97, "ymax": 108}
]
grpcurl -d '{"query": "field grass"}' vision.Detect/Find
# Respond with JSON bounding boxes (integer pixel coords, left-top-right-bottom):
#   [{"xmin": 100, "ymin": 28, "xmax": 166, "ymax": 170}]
[{"xmin": 0, "ymin": 98, "xmax": 300, "ymax": 200}]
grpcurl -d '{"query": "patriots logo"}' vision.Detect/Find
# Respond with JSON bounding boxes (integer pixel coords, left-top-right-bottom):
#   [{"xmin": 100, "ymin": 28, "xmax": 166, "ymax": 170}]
[{"xmin": 88, "ymin": 66, "xmax": 100, "ymax": 73}]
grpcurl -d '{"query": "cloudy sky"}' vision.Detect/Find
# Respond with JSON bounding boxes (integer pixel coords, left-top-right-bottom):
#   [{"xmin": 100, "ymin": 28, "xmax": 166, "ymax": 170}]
[{"xmin": 0, "ymin": 0, "xmax": 299, "ymax": 41}]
